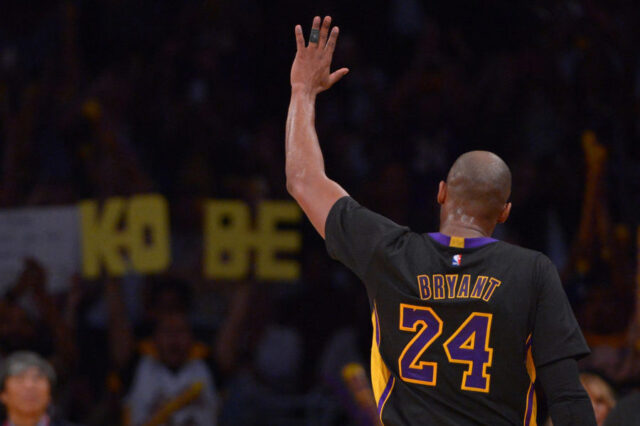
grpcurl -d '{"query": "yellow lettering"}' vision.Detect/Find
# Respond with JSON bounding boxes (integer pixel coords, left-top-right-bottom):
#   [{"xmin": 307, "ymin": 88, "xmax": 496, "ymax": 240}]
[
  {"xmin": 418, "ymin": 275, "xmax": 431, "ymax": 300},
  {"xmin": 203, "ymin": 200, "xmax": 301, "ymax": 281},
  {"xmin": 445, "ymin": 275, "xmax": 458, "ymax": 299},
  {"xmin": 482, "ymin": 278, "xmax": 502, "ymax": 301},
  {"xmin": 203, "ymin": 200, "xmax": 251, "ymax": 279},
  {"xmin": 80, "ymin": 194, "xmax": 170, "ymax": 278},
  {"xmin": 80, "ymin": 198, "xmax": 128, "ymax": 278},
  {"xmin": 433, "ymin": 274, "xmax": 445, "ymax": 299},
  {"xmin": 470, "ymin": 276, "xmax": 489, "ymax": 299},
  {"xmin": 127, "ymin": 195, "xmax": 171, "ymax": 273},
  {"xmin": 254, "ymin": 201, "xmax": 301, "ymax": 280},
  {"xmin": 457, "ymin": 274, "xmax": 471, "ymax": 298}
]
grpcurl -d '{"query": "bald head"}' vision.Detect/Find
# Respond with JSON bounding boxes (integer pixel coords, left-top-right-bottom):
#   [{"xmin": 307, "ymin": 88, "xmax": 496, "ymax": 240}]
[{"xmin": 444, "ymin": 151, "xmax": 511, "ymax": 220}]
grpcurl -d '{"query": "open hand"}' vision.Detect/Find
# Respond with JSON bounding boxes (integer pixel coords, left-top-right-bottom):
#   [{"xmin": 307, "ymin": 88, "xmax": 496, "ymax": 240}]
[{"xmin": 290, "ymin": 16, "xmax": 349, "ymax": 95}]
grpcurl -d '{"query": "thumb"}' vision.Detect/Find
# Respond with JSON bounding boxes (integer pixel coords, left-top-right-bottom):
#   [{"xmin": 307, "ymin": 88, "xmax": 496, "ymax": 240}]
[{"xmin": 328, "ymin": 68, "xmax": 349, "ymax": 87}]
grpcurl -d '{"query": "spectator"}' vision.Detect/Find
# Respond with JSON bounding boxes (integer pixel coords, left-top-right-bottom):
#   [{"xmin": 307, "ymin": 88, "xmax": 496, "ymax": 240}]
[
  {"xmin": 123, "ymin": 310, "xmax": 218, "ymax": 426},
  {"xmin": 603, "ymin": 392, "xmax": 640, "ymax": 426},
  {"xmin": 0, "ymin": 259, "xmax": 77, "ymax": 380},
  {"xmin": 580, "ymin": 373, "xmax": 616, "ymax": 426},
  {"xmin": 0, "ymin": 351, "xmax": 75, "ymax": 426},
  {"xmin": 105, "ymin": 277, "xmax": 220, "ymax": 425}
]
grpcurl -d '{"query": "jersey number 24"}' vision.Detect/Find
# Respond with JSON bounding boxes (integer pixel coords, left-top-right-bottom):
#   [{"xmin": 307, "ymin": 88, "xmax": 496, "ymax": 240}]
[{"xmin": 398, "ymin": 303, "xmax": 493, "ymax": 393}]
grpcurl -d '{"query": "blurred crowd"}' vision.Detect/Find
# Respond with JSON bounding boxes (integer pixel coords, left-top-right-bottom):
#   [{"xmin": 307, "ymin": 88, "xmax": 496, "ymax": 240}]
[{"xmin": 1, "ymin": 0, "xmax": 639, "ymax": 424}]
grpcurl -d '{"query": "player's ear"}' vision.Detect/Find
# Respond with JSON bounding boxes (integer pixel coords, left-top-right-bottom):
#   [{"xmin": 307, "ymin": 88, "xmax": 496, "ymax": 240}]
[
  {"xmin": 497, "ymin": 202, "xmax": 511, "ymax": 223},
  {"xmin": 437, "ymin": 181, "xmax": 447, "ymax": 205}
]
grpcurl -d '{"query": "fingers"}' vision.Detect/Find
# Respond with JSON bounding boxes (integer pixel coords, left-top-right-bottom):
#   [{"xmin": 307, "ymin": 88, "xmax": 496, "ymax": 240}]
[
  {"xmin": 318, "ymin": 16, "xmax": 331, "ymax": 47},
  {"xmin": 294, "ymin": 25, "xmax": 304, "ymax": 51},
  {"xmin": 308, "ymin": 16, "xmax": 321, "ymax": 46},
  {"xmin": 328, "ymin": 67, "xmax": 349, "ymax": 88},
  {"xmin": 298, "ymin": 16, "xmax": 340, "ymax": 52},
  {"xmin": 326, "ymin": 26, "xmax": 340, "ymax": 54}
]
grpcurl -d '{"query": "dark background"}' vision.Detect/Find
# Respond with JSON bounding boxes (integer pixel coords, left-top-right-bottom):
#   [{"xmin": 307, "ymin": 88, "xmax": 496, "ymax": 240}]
[{"xmin": 0, "ymin": 0, "xmax": 638, "ymax": 424}]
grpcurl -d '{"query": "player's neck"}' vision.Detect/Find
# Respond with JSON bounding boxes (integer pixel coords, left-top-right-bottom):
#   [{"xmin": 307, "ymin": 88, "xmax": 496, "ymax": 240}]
[{"xmin": 439, "ymin": 221, "xmax": 494, "ymax": 239}]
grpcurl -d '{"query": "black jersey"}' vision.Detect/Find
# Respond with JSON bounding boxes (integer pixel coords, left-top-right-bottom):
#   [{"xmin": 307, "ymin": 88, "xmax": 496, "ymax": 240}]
[{"xmin": 325, "ymin": 197, "xmax": 589, "ymax": 426}]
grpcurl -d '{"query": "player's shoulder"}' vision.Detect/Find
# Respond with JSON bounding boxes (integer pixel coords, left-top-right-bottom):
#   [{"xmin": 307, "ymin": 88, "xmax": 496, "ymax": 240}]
[
  {"xmin": 491, "ymin": 240, "xmax": 553, "ymax": 268},
  {"xmin": 492, "ymin": 240, "xmax": 560, "ymax": 278},
  {"xmin": 493, "ymin": 239, "xmax": 541, "ymax": 257}
]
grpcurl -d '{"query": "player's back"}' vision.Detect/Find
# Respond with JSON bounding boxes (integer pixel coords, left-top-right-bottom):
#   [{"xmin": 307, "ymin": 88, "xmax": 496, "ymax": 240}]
[
  {"xmin": 326, "ymin": 197, "xmax": 588, "ymax": 426},
  {"xmin": 371, "ymin": 233, "xmax": 540, "ymax": 425}
]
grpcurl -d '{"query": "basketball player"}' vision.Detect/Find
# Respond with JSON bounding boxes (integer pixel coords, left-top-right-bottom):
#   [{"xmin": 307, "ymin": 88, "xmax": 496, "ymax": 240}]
[{"xmin": 285, "ymin": 16, "xmax": 597, "ymax": 425}]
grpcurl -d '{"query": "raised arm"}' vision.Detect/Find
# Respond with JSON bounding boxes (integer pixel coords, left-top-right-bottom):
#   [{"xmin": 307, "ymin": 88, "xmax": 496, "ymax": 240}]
[{"xmin": 285, "ymin": 16, "xmax": 350, "ymax": 238}]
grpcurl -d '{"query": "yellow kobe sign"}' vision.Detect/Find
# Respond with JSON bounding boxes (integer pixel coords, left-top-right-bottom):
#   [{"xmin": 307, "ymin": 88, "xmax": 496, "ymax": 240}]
[
  {"xmin": 203, "ymin": 200, "xmax": 302, "ymax": 280},
  {"xmin": 79, "ymin": 194, "xmax": 171, "ymax": 278},
  {"xmin": 78, "ymin": 195, "xmax": 302, "ymax": 281}
]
